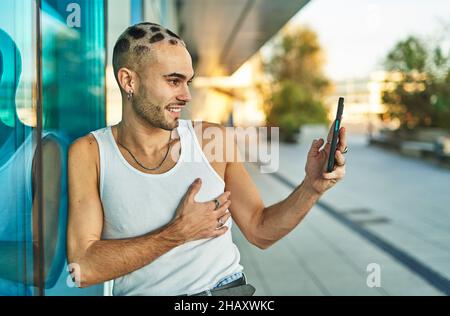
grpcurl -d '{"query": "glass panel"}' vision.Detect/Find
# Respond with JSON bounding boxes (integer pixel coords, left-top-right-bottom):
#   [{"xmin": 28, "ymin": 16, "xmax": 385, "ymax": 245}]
[
  {"xmin": 0, "ymin": 0, "xmax": 106, "ymax": 296},
  {"xmin": 131, "ymin": 0, "xmax": 143, "ymax": 24},
  {"xmin": 0, "ymin": 0, "xmax": 37, "ymax": 296},
  {"xmin": 40, "ymin": 0, "xmax": 106, "ymax": 295}
]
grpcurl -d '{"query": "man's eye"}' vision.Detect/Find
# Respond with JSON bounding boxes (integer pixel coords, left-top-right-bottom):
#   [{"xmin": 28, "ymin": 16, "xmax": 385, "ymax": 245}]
[
  {"xmin": 169, "ymin": 79, "xmax": 180, "ymax": 86},
  {"xmin": 187, "ymin": 80, "xmax": 193, "ymax": 86}
]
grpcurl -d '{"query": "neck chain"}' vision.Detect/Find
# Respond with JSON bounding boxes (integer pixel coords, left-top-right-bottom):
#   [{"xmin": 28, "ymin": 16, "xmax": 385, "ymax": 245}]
[{"xmin": 117, "ymin": 127, "xmax": 172, "ymax": 171}]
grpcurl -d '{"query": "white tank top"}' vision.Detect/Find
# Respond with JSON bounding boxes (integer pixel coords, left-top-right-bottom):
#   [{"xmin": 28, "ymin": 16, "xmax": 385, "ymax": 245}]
[{"xmin": 90, "ymin": 119, "xmax": 243, "ymax": 296}]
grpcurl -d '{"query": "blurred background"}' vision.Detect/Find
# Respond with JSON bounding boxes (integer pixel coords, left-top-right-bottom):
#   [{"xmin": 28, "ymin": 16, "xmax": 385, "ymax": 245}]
[{"xmin": 0, "ymin": 0, "xmax": 449, "ymax": 296}]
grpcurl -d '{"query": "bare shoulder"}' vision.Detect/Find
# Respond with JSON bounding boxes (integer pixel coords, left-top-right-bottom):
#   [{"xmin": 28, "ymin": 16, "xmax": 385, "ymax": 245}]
[
  {"xmin": 190, "ymin": 120, "xmax": 226, "ymax": 146},
  {"xmin": 190, "ymin": 120, "xmax": 239, "ymax": 163},
  {"xmin": 69, "ymin": 133, "xmax": 98, "ymax": 159},
  {"xmin": 68, "ymin": 133, "xmax": 100, "ymax": 179},
  {"xmin": 190, "ymin": 120, "xmax": 225, "ymax": 131}
]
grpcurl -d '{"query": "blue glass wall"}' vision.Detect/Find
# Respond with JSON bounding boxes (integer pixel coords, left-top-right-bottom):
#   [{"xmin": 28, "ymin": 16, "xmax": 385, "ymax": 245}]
[
  {"xmin": 131, "ymin": 0, "xmax": 144, "ymax": 24},
  {"xmin": 0, "ymin": 0, "xmax": 36, "ymax": 296},
  {"xmin": 42, "ymin": 0, "xmax": 106, "ymax": 138},
  {"xmin": 41, "ymin": 0, "xmax": 106, "ymax": 296},
  {"xmin": 0, "ymin": 0, "xmax": 106, "ymax": 296}
]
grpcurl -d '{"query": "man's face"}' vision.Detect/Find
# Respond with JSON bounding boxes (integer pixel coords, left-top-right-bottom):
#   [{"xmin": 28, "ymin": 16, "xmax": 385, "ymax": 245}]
[{"xmin": 131, "ymin": 42, "xmax": 194, "ymax": 131}]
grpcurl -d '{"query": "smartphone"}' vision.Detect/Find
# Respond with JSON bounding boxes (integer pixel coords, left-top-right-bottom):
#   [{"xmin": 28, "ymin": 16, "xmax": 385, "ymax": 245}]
[{"xmin": 326, "ymin": 97, "xmax": 344, "ymax": 173}]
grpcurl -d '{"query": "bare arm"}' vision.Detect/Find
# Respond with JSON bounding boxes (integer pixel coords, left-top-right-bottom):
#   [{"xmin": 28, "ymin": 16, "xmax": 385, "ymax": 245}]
[
  {"xmin": 224, "ymin": 122, "xmax": 347, "ymax": 250},
  {"xmin": 251, "ymin": 180, "xmax": 322, "ymax": 249},
  {"xmin": 70, "ymin": 224, "xmax": 186, "ymax": 288},
  {"xmin": 67, "ymin": 135, "xmax": 230, "ymax": 288},
  {"xmin": 225, "ymin": 160, "xmax": 320, "ymax": 249}
]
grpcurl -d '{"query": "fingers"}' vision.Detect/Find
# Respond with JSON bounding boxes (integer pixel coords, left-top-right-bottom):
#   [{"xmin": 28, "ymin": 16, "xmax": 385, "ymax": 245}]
[
  {"xmin": 308, "ymin": 138, "xmax": 325, "ymax": 157},
  {"xmin": 323, "ymin": 150, "xmax": 346, "ymax": 180},
  {"xmin": 216, "ymin": 211, "xmax": 232, "ymax": 229},
  {"xmin": 218, "ymin": 210, "xmax": 232, "ymax": 222},
  {"xmin": 186, "ymin": 178, "xmax": 203, "ymax": 202},
  {"xmin": 213, "ymin": 199, "xmax": 231, "ymax": 217},
  {"xmin": 322, "ymin": 168, "xmax": 345, "ymax": 180},
  {"xmin": 206, "ymin": 191, "xmax": 231, "ymax": 210},
  {"xmin": 337, "ymin": 127, "xmax": 347, "ymax": 152},
  {"xmin": 334, "ymin": 149, "xmax": 346, "ymax": 167},
  {"xmin": 320, "ymin": 120, "xmax": 336, "ymax": 155},
  {"xmin": 210, "ymin": 197, "xmax": 232, "ymax": 237},
  {"xmin": 326, "ymin": 118, "xmax": 345, "ymax": 143},
  {"xmin": 326, "ymin": 119, "xmax": 336, "ymax": 143},
  {"xmin": 211, "ymin": 225, "xmax": 229, "ymax": 237}
]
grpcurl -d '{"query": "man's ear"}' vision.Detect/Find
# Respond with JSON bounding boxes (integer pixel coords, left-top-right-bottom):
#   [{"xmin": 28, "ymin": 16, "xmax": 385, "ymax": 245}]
[{"xmin": 117, "ymin": 67, "xmax": 136, "ymax": 94}]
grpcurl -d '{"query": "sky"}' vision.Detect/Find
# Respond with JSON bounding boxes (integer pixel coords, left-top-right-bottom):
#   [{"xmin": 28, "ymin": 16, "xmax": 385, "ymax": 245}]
[{"xmin": 283, "ymin": 0, "xmax": 450, "ymax": 81}]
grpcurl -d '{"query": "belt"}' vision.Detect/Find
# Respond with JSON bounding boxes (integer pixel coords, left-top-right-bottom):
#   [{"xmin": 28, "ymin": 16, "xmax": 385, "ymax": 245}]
[{"xmin": 179, "ymin": 275, "xmax": 256, "ymax": 296}]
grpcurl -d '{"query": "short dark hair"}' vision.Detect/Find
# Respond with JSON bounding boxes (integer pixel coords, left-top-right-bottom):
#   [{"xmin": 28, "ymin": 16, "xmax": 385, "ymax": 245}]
[{"xmin": 112, "ymin": 22, "xmax": 185, "ymax": 87}]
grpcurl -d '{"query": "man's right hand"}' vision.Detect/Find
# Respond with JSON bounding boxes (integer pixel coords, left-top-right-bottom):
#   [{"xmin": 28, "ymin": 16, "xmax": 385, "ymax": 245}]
[{"xmin": 171, "ymin": 178, "xmax": 232, "ymax": 243}]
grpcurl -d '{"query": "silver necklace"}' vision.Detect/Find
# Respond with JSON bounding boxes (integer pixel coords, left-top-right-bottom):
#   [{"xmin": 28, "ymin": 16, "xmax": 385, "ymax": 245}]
[{"xmin": 117, "ymin": 127, "xmax": 172, "ymax": 171}]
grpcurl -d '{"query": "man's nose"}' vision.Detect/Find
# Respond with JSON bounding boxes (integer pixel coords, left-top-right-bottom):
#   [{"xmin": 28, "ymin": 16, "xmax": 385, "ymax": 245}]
[{"xmin": 177, "ymin": 86, "xmax": 191, "ymax": 103}]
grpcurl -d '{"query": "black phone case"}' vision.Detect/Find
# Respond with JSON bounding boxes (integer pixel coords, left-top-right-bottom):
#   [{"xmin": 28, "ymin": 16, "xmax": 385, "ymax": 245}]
[{"xmin": 327, "ymin": 97, "xmax": 344, "ymax": 173}]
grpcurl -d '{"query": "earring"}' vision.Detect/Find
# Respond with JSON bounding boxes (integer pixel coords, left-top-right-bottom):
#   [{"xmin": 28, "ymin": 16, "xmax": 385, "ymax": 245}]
[{"xmin": 127, "ymin": 90, "xmax": 134, "ymax": 100}]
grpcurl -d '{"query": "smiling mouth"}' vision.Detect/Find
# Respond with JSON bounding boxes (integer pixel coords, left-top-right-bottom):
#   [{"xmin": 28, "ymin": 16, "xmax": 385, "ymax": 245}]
[{"xmin": 165, "ymin": 105, "xmax": 184, "ymax": 119}]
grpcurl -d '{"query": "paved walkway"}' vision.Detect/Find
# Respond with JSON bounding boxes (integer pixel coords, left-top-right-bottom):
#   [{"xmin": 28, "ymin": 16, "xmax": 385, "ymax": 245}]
[{"xmin": 232, "ymin": 134, "xmax": 450, "ymax": 296}]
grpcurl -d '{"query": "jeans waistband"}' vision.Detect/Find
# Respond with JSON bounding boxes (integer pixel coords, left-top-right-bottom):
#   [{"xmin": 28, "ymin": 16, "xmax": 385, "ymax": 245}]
[
  {"xmin": 179, "ymin": 273, "xmax": 247, "ymax": 296},
  {"xmin": 213, "ymin": 271, "xmax": 244, "ymax": 289}
]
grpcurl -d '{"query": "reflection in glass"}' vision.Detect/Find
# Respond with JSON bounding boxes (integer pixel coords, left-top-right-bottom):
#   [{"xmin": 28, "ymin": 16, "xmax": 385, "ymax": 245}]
[
  {"xmin": 0, "ymin": 0, "xmax": 106, "ymax": 296},
  {"xmin": 0, "ymin": 0, "xmax": 43, "ymax": 295},
  {"xmin": 41, "ymin": 0, "xmax": 106, "ymax": 296}
]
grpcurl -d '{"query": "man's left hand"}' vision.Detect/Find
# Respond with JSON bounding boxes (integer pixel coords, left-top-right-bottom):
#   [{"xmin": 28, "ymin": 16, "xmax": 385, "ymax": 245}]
[{"xmin": 303, "ymin": 120, "xmax": 347, "ymax": 195}]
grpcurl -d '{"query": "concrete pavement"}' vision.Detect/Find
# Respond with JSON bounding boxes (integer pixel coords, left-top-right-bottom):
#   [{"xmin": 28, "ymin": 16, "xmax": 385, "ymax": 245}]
[{"xmin": 232, "ymin": 133, "xmax": 450, "ymax": 296}]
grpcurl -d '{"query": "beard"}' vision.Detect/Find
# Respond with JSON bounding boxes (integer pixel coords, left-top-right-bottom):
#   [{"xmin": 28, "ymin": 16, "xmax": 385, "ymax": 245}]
[{"xmin": 131, "ymin": 89, "xmax": 179, "ymax": 131}]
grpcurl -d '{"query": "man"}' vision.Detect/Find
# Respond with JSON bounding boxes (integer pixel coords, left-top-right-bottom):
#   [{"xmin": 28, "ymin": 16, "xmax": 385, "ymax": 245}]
[{"xmin": 67, "ymin": 23, "xmax": 347, "ymax": 296}]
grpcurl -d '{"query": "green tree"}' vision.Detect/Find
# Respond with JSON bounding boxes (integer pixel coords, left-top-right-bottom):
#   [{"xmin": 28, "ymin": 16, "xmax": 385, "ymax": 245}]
[
  {"xmin": 266, "ymin": 81, "xmax": 328, "ymax": 142},
  {"xmin": 264, "ymin": 26, "xmax": 330, "ymax": 142},
  {"xmin": 382, "ymin": 35, "xmax": 450, "ymax": 130}
]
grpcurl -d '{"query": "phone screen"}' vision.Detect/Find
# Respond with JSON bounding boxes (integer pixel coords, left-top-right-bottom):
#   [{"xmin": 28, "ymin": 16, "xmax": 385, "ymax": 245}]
[{"xmin": 326, "ymin": 97, "xmax": 344, "ymax": 173}]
